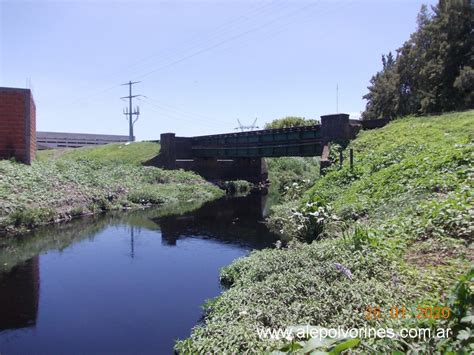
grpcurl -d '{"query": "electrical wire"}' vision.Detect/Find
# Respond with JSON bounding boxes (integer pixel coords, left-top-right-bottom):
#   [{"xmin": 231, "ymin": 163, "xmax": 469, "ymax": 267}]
[
  {"xmin": 142, "ymin": 100, "xmax": 231, "ymax": 132},
  {"xmin": 133, "ymin": 1, "xmax": 322, "ymax": 80},
  {"xmin": 62, "ymin": 0, "xmax": 291, "ymax": 104}
]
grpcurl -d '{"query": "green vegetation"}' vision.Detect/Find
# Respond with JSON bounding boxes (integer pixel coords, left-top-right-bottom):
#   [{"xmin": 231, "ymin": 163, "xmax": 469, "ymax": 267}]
[
  {"xmin": 0, "ymin": 142, "xmax": 223, "ymax": 236},
  {"xmin": 220, "ymin": 180, "xmax": 253, "ymax": 195},
  {"xmin": 262, "ymin": 116, "xmax": 322, "ymax": 214},
  {"xmin": 262, "ymin": 116, "xmax": 321, "ymax": 204},
  {"xmin": 265, "ymin": 156, "xmax": 320, "ymax": 237},
  {"xmin": 264, "ymin": 116, "xmax": 319, "ymax": 129},
  {"xmin": 266, "ymin": 157, "xmax": 320, "ymax": 201},
  {"xmin": 36, "ymin": 141, "xmax": 160, "ymax": 164},
  {"xmin": 175, "ymin": 111, "xmax": 473, "ymax": 353},
  {"xmin": 363, "ymin": 1, "xmax": 473, "ymax": 119}
]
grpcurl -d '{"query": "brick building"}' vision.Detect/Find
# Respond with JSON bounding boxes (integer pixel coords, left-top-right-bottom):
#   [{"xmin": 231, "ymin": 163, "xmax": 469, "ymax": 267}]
[{"xmin": 0, "ymin": 87, "xmax": 36, "ymax": 164}]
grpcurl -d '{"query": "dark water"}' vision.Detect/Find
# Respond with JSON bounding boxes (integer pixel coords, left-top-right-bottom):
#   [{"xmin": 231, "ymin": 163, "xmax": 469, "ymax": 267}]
[{"xmin": 0, "ymin": 194, "xmax": 278, "ymax": 354}]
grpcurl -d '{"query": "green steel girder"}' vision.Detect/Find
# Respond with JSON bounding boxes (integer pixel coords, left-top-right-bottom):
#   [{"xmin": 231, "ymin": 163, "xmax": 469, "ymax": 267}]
[{"xmin": 187, "ymin": 124, "xmax": 323, "ymax": 158}]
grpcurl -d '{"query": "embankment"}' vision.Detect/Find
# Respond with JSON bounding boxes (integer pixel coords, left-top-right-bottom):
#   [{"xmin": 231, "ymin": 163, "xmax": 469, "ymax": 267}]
[
  {"xmin": 0, "ymin": 142, "xmax": 223, "ymax": 236},
  {"xmin": 175, "ymin": 110, "xmax": 473, "ymax": 353}
]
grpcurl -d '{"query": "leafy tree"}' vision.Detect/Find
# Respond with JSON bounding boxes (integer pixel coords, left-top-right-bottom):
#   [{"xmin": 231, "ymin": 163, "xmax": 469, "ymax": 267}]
[
  {"xmin": 453, "ymin": 66, "xmax": 474, "ymax": 108},
  {"xmin": 362, "ymin": 52, "xmax": 400, "ymax": 120},
  {"xmin": 396, "ymin": 5, "xmax": 433, "ymax": 116},
  {"xmin": 264, "ymin": 116, "xmax": 319, "ymax": 129},
  {"xmin": 362, "ymin": 0, "xmax": 473, "ymax": 119}
]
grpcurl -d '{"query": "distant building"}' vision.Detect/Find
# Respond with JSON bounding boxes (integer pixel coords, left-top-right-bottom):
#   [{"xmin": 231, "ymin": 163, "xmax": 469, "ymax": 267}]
[{"xmin": 36, "ymin": 131, "xmax": 131, "ymax": 150}]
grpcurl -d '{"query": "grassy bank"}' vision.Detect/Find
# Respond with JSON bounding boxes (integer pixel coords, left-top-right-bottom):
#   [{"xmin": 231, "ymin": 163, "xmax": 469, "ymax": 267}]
[
  {"xmin": 175, "ymin": 111, "xmax": 473, "ymax": 353},
  {"xmin": 0, "ymin": 142, "xmax": 223, "ymax": 236}
]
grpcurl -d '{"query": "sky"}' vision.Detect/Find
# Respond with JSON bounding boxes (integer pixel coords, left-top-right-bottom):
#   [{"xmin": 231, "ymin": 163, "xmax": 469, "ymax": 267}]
[{"xmin": 1, "ymin": 0, "xmax": 437, "ymax": 141}]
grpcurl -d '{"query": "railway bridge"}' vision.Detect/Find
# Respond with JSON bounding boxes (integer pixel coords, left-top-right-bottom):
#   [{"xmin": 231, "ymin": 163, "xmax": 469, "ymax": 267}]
[{"xmin": 145, "ymin": 114, "xmax": 387, "ymax": 182}]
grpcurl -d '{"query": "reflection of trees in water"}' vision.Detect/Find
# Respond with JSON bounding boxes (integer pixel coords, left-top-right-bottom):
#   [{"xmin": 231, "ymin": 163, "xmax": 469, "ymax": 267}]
[
  {"xmin": 0, "ymin": 199, "xmax": 209, "ymax": 273},
  {"xmin": 0, "ymin": 257, "xmax": 39, "ymax": 331},
  {"xmin": 154, "ymin": 194, "xmax": 278, "ymax": 249},
  {"xmin": 0, "ymin": 215, "xmax": 113, "ymax": 274},
  {"xmin": 0, "ymin": 194, "xmax": 276, "ymax": 333}
]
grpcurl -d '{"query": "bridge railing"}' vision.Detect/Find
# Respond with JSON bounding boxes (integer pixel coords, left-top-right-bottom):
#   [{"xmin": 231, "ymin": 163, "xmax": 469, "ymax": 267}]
[
  {"xmin": 191, "ymin": 124, "xmax": 322, "ymax": 146},
  {"xmin": 189, "ymin": 125, "xmax": 323, "ymax": 158}
]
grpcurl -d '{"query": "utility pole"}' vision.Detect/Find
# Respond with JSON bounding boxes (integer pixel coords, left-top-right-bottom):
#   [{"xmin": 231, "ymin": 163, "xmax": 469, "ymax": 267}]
[
  {"xmin": 130, "ymin": 226, "xmax": 135, "ymax": 259},
  {"xmin": 121, "ymin": 81, "xmax": 143, "ymax": 141},
  {"xmin": 336, "ymin": 83, "xmax": 339, "ymax": 113}
]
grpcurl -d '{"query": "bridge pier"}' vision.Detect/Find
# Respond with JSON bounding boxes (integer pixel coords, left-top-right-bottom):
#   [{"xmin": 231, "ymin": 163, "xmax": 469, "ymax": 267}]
[
  {"xmin": 159, "ymin": 133, "xmax": 177, "ymax": 169},
  {"xmin": 321, "ymin": 113, "xmax": 351, "ymax": 142}
]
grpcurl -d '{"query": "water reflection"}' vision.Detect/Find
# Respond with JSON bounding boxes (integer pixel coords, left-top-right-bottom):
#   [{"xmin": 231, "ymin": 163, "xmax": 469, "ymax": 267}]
[
  {"xmin": 157, "ymin": 193, "xmax": 271, "ymax": 247},
  {"xmin": 0, "ymin": 257, "xmax": 39, "ymax": 332},
  {"xmin": 0, "ymin": 194, "xmax": 277, "ymax": 354}
]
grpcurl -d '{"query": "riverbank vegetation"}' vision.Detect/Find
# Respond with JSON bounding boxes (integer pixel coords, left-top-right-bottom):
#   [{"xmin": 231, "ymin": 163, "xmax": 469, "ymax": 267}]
[
  {"xmin": 175, "ymin": 110, "xmax": 473, "ymax": 353},
  {"xmin": 264, "ymin": 116, "xmax": 321, "ymax": 207},
  {"xmin": 0, "ymin": 142, "xmax": 223, "ymax": 236}
]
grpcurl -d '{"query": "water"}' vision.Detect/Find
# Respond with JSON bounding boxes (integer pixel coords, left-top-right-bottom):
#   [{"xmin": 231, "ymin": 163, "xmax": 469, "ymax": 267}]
[{"xmin": 0, "ymin": 194, "xmax": 278, "ymax": 354}]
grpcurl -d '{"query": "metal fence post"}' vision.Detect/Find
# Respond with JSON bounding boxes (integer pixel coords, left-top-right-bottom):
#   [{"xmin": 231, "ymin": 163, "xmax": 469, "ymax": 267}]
[{"xmin": 350, "ymin": 148, "xmax": 354, "ymax": 170}]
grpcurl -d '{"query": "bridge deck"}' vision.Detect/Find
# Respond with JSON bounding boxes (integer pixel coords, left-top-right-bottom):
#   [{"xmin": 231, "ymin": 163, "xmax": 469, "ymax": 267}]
[
  {"xmin": 190, "ymin": 124, "xmax": 323, "ymax": 158},
  {"xmin": 147, "ymin": 114, "xmax": 390, "ymax": 182}
]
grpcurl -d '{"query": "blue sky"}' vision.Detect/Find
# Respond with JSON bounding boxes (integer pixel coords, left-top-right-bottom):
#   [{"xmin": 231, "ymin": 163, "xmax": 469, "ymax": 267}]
[{"xmin": 1, "ymin": 0, "xmax": 436, "ymax": 140}]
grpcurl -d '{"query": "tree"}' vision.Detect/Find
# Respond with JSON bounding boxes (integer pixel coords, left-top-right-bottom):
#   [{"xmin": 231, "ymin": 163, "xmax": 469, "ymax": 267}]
[
  {"xmin": 264, "ymin": 116, "xmax": 319, "ymax": 129},
  {"xmin": 453, "ymin": 66, "xmax": 474, "ymax": 109},
  {"xmin": 362, "ymin": 52, "xmax": 400, "ymax": 120},
  {"xmin": 396, "ymin": 4, "xmax": 432, "ymax": 116},
  {"xmin": 418, "ymin": 0, "xmax": 473, "ymax": 113},
  {"xmin": 362, "ymin": 0, "xmax": 473, "ymax": 119}
]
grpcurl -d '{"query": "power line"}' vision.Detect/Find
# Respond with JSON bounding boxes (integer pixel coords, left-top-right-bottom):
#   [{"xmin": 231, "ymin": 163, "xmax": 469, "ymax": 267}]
[
  {"xmin": 61, "ymin": 1, "xmax": 290, "ymax": 105},
  {"xmin": 133, "ymin": 1, "xmax": 321, "ymax": 80},
  {"xmin": 108, "ymin": 1, "xmax": 290, "ymax": 80},
  {"xmin": 60, "ymin": 0, "xmax": 334, "ymax": 109},
  {"xmin": 144, "ymin": 96, "xmax": 229, "ymax": 127},
  {"xmin": 67, "ymin": 83, "xmax": 123, "ymax": 107},
  {"xmin": 55, "ymin": 0, "xmax": 349, "ymax": 123},
  {"xmin": 142, "ymin": 99, "xmax": 229, "ymax": 129},
  {"xmin": 121, "ymin": 81, "xmax": 143, "ymax": 141}
]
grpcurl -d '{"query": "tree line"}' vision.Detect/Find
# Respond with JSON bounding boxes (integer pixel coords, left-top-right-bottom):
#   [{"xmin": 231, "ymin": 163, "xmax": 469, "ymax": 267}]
[{"xmin": 362, "ymin": 0, "xmax": 473, "ymax": 120}]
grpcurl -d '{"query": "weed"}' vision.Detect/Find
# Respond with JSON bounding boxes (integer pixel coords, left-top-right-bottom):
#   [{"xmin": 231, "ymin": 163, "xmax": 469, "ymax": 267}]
[
  {"xmin": 0, "ymin": 142, "xmax": 223, "ymax": 235},
  {"xmin": 176, "ymin": 111, "xmax": 474, "ymax": 353}
]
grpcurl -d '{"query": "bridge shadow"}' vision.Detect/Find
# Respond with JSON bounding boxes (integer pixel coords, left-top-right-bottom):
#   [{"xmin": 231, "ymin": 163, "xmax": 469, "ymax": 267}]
[{"xmin": 153, "ymin": 193, "xmax": 278, "ymax": 249}]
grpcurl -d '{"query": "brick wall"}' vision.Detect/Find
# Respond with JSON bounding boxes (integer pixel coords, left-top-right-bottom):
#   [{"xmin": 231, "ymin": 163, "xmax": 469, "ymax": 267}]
[{"xmin": 0, "ymin": 87, "xmax": 36, "ymax": 164}]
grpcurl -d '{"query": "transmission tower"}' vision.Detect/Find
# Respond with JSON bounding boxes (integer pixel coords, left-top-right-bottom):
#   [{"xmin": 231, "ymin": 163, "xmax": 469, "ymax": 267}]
[
  {"xmin": 235, "ymin": 118, "xmax": 259, "ymax": 132},
  {"xmin": 121, "ymin": 81, "xmax": 143, "ymax": 141}
]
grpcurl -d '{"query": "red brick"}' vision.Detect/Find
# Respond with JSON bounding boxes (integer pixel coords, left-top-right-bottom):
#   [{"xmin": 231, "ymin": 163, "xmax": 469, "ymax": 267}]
[{"xmin": 0, "ymin": 87, "xmax": 36, "ymax": 164}]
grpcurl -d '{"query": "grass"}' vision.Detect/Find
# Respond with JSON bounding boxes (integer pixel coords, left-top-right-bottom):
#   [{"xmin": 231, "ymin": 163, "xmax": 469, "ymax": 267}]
[
  {"xmin": 36, "ymin": 141, "xmax": 160, "ymax": 165},
  {"xmin": 175, "ymin": 110, "xmax": 473, "ymax": 353},
  {"xmin": 0, "ymin": 141, "xmax": 223, "ymax": 236}
]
